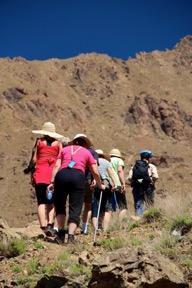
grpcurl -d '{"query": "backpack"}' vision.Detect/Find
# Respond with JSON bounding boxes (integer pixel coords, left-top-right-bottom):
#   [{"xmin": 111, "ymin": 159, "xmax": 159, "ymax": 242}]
[{"xmin": 131, "ymin": 160, "xmax": 151, "ymax": 186}]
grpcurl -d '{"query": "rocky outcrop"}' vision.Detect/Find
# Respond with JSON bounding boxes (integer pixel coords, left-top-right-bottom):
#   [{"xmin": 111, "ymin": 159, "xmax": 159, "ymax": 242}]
[
  {"xmin": 89, "ymin": 247, "xmax": 188, "ymax": 288},
  {"xmin": 125, "ymin": 95, "xmax": 192, "ymax": 140}
]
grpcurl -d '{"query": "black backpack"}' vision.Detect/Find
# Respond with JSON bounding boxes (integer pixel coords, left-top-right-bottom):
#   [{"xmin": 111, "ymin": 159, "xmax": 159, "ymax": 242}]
[{"xmin": 131, "ymin": 160, "xmax": 151, "ymax": 186}]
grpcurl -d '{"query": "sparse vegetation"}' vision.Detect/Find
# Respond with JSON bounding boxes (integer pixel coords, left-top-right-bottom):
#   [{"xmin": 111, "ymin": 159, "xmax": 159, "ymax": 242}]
[
  {"xmin": 0, "ymin": 238, "xmax": 27, "ymax": 258},
  {"xmin": 42, "ymin": 262, "xmax": 61, "ymax": 276},
  {"xmin": 128, "ymin": 221, "xmax": 140, "ymax": 231},
  {"xmin": 27, "ymin": 258, "xmax": 40, "ymax": 275},
  {"xmin": 99, "ymin": 236, "xmax": 127, "ymax": 251},
  {"xmin": 143, "ymin": 208, "xmax": 163, "ymax": 223},
  {"xmin": 70, "ymin": 263, "xmax": 91, "ymax": 279},
  {"xmin": 170, "ymin": 214, "xmax": 192, "ymax": 233},
  {"xmin": 33, "ymin": 240, "xmax": 44, "ymax": 250},
  {"xmin": 130, "ymin": 236, "xmax": 142, "ymax": 247},
  {"xmin": 11, "ymin": 264, "xmax": 22, "ymax": 273},
  {"xmin": 155, "ymin": 234, "xmax": 178, "ymax": 259}
]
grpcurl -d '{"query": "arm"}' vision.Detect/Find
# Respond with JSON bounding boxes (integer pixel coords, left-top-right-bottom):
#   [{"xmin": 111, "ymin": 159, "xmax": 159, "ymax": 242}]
[
  {"xmin": 107, "ymin": 167, "xmax": 116, "ymax": 188},
  {"xmin": 89, "ymin": 163, "xmax": 105, "ymax": 190},
  {"xmin": 118, "ymin": 165, "xmax": 126, "ymax": 191},
  {"xmin": 127, "ymin": 167, "xmax": 133, "ymax": 184},
  {"xmin": 23, "ymin": 138, "xmax": 39, "ymax": 174},
  {"xmin": 50, "ymin": 159, "xmax": 61, "ymax": 184}
]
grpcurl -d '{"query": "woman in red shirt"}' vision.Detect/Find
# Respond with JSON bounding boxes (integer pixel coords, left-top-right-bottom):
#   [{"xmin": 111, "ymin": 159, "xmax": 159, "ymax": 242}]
[
  {"xmin": 48, "ymin": 134, "xmax": 105, "ymax": 244},
  {"xmin": 31, "ymin": 122, "xmax": 63, "ymax": 233}
]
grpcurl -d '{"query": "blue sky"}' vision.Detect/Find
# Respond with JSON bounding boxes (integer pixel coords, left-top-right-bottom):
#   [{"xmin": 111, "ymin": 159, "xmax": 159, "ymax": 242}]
[{"xmin": 0, "ymin": 0, "xmax": 192, "ymax": 60}]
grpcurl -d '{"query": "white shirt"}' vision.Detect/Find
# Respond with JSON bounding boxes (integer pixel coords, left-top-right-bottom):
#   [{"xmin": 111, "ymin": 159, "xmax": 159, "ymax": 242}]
[{"xmin": 128, "ymin": 163, "xmax": 158, "ymax": 181}]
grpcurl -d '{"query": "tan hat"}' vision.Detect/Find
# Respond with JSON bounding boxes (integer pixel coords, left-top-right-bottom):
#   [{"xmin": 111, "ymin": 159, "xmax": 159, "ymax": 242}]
[
  {"xmin": 73, "ymin": 133, "xmax": 92, "ymax": 147},
  {"xmin": 110, "ymin": 148, "xmax": 123, "ymax": 158},
  {"xmin": 32, "ymin": 122, "xmax": 63, "ymax": 140}
]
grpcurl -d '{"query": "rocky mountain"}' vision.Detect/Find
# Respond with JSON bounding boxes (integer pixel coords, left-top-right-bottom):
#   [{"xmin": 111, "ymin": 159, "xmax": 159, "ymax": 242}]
[{"xmin": 0, "ymin": 36, "xmax": 192, "ymax": 226}]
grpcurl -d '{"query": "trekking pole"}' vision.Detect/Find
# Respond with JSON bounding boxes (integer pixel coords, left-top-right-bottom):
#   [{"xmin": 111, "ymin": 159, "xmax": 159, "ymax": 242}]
[
  {"xmin": 113, "ymin": 190, "xmax": 120, "ymax": 213},
  {"xmin": 93, "ymin": 190, "xmax": 103, "ymax": 245}
]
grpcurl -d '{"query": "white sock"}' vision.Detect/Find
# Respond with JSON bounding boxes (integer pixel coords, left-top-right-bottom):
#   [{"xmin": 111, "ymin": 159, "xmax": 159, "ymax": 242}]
[{"xmin": 82, "ymin": 223, "xmax": 88, "ymax": 233}]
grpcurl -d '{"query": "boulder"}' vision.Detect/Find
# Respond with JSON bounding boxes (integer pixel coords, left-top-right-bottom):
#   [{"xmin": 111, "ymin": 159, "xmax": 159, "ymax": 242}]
[{"xmin": 89, "ymin": 247, "xmax": 188, "ymax": 288}]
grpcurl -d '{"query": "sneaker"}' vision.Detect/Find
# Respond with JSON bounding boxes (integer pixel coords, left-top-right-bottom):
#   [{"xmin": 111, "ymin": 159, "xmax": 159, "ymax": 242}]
[
  {"xmin": 45, "ymin": 224, "xmax": 56, "ymax": 237},
  {"xmin": 81, "ymin": 230, "xmax": 88, "ymax": 235},
  {"xmin": 54, "ymin": 229, "xmax": 65, "ymax": 244}
]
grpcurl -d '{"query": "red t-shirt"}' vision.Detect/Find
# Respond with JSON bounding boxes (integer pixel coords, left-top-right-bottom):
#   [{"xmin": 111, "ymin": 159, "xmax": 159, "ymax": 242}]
[{"xmin": 58, "ymin": 145, "xmax": 96, "ymax": 173}]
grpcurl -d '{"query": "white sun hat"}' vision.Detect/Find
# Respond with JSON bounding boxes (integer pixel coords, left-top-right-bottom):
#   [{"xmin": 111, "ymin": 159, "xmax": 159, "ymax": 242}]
[
  {"xmin": 73, "ymin": 133, "xmax": 92, "ymax": 147},
  {"xmin": 32, "ymin": 122, "xmax": 63, "ymax": 140}
]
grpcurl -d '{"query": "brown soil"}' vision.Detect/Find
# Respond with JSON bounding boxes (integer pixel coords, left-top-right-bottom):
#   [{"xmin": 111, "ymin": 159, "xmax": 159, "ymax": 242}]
[{"xmin": 0, "ymin": 35, "xmax": 192, "ymax": 227}]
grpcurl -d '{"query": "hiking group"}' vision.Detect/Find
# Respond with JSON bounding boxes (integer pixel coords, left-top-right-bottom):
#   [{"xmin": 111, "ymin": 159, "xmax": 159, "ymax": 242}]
[{"xmin": 24, "ymin": 122, "xmax": 158, "ymax": 244}]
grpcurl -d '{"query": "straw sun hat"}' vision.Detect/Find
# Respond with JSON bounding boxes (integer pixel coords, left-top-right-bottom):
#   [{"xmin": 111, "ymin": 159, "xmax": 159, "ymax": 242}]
[
  {"xmin": 73, "ymin": 133, "xmax": 92, "ymax": 147},
  {"xmin": 109, "ymin": 148, "xmax": 124, "ymax": 159},
  {"xmin": 32, "ymin": 122, "xmax": 63, "ymax": 140}
]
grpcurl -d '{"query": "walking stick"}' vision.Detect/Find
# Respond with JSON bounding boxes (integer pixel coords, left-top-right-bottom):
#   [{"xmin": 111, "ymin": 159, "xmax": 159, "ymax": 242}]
[
  {"xmin": 113, "ymin": 190, "xmax": 120, "ymax": 213},
  {"xmin": 93, "ymin": 190, "xmax": 103, "ymax": 245}
]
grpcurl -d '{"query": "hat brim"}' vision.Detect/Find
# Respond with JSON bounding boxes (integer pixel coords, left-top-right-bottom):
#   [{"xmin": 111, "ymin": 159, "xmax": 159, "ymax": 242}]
[
  {"xmin": 110, "ymin": 153, "xmax": 124, "ymax": 159},
  {"xmin": 32, "ymin": 130, "xmax": 64, "ymax": 140},
  {"xmin": 72, "ymin": 136, "xmax": 92, "ymax": 147}
]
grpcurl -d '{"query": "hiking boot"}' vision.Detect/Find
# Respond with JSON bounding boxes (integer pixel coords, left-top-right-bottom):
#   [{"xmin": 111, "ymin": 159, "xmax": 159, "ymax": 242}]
[
  {"xmin": 45, "ymin": 224, "xmax": 56, "ymax": 237},
  {"xmin": 54, "ymin": 229, "xmax": 65, "ymax": 245},
  {"xmin": 67, "ymin": 234, "xmax": 76, "ymax": 244}
]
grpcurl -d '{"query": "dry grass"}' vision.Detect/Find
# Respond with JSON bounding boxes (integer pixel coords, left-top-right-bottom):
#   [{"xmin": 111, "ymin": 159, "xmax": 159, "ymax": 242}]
[{"xmin": 155, "ymin": 190, "xmax": 192, "ymax": 219}]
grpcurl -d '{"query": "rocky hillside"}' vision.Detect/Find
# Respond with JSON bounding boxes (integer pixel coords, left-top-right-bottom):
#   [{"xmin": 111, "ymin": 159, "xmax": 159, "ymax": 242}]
[{"xmin": 0, "ymin": 36, "xmax": 192, "ymax": 226}]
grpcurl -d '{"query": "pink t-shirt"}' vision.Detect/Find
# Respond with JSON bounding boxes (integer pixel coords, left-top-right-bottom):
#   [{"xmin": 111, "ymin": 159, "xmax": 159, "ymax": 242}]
[{"xmin": 58, "ymin": 145, "xmax": 96, "ymax": 173}]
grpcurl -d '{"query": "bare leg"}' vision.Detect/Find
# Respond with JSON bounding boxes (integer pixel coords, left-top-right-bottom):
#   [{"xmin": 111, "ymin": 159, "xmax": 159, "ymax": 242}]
[
  {"xmin": 38, "ymin": 204, "xmax": 47, "ymax": 227},
  {"xmin": 46, "ymin": 204, "xmax": 55, "ymax": 224},
  {"xmin": 92, "ymin": 217, "xmax": 98, "ymax": 230},
  {"xmin": 56, "ymin": 214, "xmax": 66, "ymax": 229},
  {"xmin": 82, "ymin": 203, "xmax": 92, "ymax": 223},
  {"xmin": 82, "ymin": 203, "xmax": 92, "ymax": 233},
  {"xmin": 103, "ymin": 211, "xmax": 112, "ymax": 231},
  {"xmin": 68, "ymin": 222, "xmax": 77, "ymax": 235},
  {"xmin": 119, "ymin": 209, "xmax": 127, "ymax": 220}
]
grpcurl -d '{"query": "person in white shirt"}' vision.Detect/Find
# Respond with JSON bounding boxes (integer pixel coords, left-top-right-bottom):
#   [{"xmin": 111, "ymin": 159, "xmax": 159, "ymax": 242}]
[{"xmin": 128, "ymin": 150, "xmax": 158, "ymax": 216}]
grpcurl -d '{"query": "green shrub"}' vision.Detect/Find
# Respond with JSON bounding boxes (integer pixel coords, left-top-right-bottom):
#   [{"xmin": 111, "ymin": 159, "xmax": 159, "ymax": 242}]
[
  {"xmin": 33, "ymin": 240, "xmax": 44, "ymax": 250},
  {"xmin": 0, "ymin": 238, "xmax": 27, "ymax": 258},
  {"xmin": 70, "ymin": 263, "xmax": 91, "ymax": 278},
  {"xmin": 128, "ymin": 221, "xmax": 140, "ymax": 231},
  {"xmin": 155, "ymin": 235, "xmax": 178, "ymax": 259},
  {"xmin": 42, "ymin": 262, "xmax": 60, "ymax": 275},
  {"xmin": 143, "ymin": 208, "xmax": 162, "ymax": 223},
  {"xmin": 130, "ymin": 236, "xmax": 142, "ymax": 247},
  {"xmin": 99, "ymin": 237, "xmax": 127, "ymax": 251},
  {"xmin": 182, "ymin": 258, "xmax": 192, "ymax": 268},
  {"xmin": 170, "ymin": 215, "xmax": 192, "ymax": 232},
  {"xmin": 11, "ymin": 264, "xmax": 22, "ymax": 273},
  {"xmin": 58, "ymin": 250, "xmax": 71, "ymax": 261},
  {"xmin": 27, "ymin": 258, "xmax": 40, "ymax": 275}
]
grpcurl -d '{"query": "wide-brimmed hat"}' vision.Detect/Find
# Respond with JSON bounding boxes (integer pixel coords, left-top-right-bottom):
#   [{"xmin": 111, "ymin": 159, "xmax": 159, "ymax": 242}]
[
  {"xmin": 73, "ymin": 133, "xmax": 92, "ymax": 147},
  {"xmin": 109, "ymin": 148, "xmax": 123, "ymax": 159},
  {"xmin": 32, "ymin": 122, "xmax": 63, "ymax": 140}
]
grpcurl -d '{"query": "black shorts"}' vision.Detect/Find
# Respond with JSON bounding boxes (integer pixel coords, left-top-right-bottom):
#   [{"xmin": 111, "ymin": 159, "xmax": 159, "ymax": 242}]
[
  {"xmin": 54, "ymin": 168, "xmax": 85, "ymax": 226},
  {"xmin": 112, "ymin": 188, "xmax": 128, "ymax": 211},
  {"xmin": 35, "ymin": 183, "xmax": 54, "ymax": 205},
  {"xmin": 84, "ymin": 180, "xmax": 93, "ymax": 204},
  {"xmin": 92, "ymin": 180, "xmax": 113, "ymax": 218}
]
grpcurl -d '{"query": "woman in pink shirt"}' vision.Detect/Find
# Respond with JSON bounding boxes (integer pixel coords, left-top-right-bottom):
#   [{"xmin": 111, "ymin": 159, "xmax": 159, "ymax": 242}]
[{"xmin": 48, "ymin": 134, "xmax": 104, "ymax": 244}]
